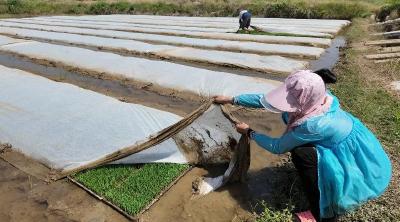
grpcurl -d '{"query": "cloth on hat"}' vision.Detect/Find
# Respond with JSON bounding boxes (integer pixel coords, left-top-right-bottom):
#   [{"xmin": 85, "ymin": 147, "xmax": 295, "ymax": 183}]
[{"xmin": 265, "ymin": 70, "xmax": 333, "ymax": 131}]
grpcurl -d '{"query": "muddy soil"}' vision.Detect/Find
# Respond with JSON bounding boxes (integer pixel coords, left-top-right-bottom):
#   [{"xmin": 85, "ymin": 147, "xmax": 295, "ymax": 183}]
[
  {"xmin": 0, "ymin": 159, "xmax": 129, "ymax": 222},
  {"xmin": 141, "ymin": 109, "xmax": 291, "ymax": 222},
  {"xmin": 141, "ymin": 145, "xmax": 286, "ymax": 222}
]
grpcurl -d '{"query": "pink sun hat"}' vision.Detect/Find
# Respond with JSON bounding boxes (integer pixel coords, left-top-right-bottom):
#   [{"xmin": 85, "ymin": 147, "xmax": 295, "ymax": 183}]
[{"xmin": 260, "ymin": 70, "xmax": 326, "ymax": 113}]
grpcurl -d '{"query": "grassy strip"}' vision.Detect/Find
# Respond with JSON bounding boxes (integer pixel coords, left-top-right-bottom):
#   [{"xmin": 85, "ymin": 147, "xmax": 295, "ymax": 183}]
[
  {"xmin": 330, "ymin": 19, "xmax": 400, "ymax": 221},
  {"xmin": 0, "ymin": 0, "xmax": 381, "ymax": 19},
  {"xmin": 254, "ymin": 19, "xmax": 400, "ymax": 221},
  {"xmin": 330, "ymin": 20, "xmax": 400, "ymax": 150},
  {"xmin": 73, "ymin": 163, "xmax": 189, "ymax": 216}
]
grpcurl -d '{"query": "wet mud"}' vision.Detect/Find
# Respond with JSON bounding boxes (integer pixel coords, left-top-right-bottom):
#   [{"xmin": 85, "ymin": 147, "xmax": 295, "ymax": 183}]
[
  {"xmin": 0, "ymin": 158, "xmax": 129, "ymax": 222},
  {"xmin": 142, "ymin": 109, "xmax": 294, "ymax": 222}
]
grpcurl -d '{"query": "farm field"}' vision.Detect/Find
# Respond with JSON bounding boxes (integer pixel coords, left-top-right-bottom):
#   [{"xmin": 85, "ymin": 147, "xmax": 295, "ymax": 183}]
[
  {"xmin": 0, "ymin": 1, "xmax": 399, "ymax": 221},
  {"xmin": 0, "ymin": 14, "xmax": 349, "ymax": 221}
]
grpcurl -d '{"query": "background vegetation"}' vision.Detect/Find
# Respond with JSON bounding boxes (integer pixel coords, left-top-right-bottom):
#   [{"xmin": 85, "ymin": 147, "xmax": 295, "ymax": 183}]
[{"xmin": 0, "ymin": 0, "xmax": 394, "ymax": 20}]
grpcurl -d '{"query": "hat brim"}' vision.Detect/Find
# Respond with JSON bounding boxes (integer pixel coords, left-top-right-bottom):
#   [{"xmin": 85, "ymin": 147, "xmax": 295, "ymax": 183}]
[
  {"xmin": 259, "ymin": 96, "xmax": 282, "ymax": 113},
  {"xmin": 266, "ymin": 84, "xmax": 297, "ymax": 112}
]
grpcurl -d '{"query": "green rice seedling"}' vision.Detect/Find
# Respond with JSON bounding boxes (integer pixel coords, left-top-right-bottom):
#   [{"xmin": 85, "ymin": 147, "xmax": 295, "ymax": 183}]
[{"xmin": 73, "ymin": 163, "xmax": 189, "ymax": 216}]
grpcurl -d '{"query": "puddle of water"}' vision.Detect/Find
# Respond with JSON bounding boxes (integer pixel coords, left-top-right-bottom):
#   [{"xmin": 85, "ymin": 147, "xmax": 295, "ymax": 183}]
[
  {"xmin": 0, "ymin": 52, "xmax": 200, "ymax": 116},
  {"xmin": 310, "ymin": 36, "xmax": 346, "ymax": 71}
]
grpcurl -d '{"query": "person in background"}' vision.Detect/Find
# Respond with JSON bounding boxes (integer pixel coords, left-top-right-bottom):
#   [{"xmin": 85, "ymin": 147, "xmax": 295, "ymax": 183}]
[
  {"xmin": 238, "ymin": 9, "xmax": 252, "ymax": 32},
  {"xmin": 214, "ymin": 70, "xmax": 391, "ymax": 222}
]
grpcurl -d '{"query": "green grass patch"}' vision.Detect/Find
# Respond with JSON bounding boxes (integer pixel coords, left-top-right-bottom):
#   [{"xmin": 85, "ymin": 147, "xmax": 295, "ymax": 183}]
[
  {"xmin": 255, "ymin": 201, "xmax": 294, "ymax": 222},
  {"xmin": 0, "ymin": 0, "xmax": 384, "ymax": 19},
  {"xmin": 72, "ymin": 163, "xmax": 189, "ymax": 216}
]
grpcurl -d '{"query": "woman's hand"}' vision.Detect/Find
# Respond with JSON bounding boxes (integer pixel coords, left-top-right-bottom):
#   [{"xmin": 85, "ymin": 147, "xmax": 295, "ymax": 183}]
[
  {"xmin": 213, "ymin": 95, "xmax": 233, "ymax": 104},
  {"xmin": 236, "ymin": 122, "xmax": 250, "ymax": 134}
]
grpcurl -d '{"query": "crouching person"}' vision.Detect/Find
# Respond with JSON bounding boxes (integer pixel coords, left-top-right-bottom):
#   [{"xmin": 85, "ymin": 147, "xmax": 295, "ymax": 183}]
[
  {"xmin": 214, "ymin": 70, "xmax": 391, "ymax": 222},
  {"xmin": 239, "ymin": 9, "xmax": 252, "ymax": 31}
]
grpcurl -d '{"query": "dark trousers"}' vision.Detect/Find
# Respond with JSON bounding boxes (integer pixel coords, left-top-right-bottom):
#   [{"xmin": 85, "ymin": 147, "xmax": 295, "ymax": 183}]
[
  {"xmin": 291, "ymin": 145, "xmax": 338, "ymax": 222},
  {"xmin": 239, "ymin": 12, "xmax": 251, "ymax": 29}
]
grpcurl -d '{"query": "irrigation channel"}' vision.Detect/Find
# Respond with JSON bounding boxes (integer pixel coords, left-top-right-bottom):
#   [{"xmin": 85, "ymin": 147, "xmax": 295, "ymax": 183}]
[{"xmin": 0, "ymin": 15, "xmax": 348, "ymax": 221}]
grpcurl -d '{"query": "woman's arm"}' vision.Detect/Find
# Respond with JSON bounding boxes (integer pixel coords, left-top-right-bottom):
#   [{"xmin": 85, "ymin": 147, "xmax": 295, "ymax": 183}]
[
  {"xmin": 250, "ymin": 124, "xmax": 324, "ymax": 154},
  {"xmin": 233, "ymin": 94, "xmax": 264, "ymax": 108}
]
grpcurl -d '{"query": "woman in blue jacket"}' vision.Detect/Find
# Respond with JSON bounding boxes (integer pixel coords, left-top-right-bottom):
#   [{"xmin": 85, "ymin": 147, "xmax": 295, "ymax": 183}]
[{"xmin": 214, "ymin": 70, "xmax": 391, "ymax": 222}]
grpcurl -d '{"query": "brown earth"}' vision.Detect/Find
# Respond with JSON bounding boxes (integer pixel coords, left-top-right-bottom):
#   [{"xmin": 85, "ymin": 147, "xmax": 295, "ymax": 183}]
[
  {"xmin": 141, "ymin": 109, "xmax": 293, "ymax": 222},
  {"xmin": 0, "ymin": 158, "xmax": 129, "ymax": 222}
]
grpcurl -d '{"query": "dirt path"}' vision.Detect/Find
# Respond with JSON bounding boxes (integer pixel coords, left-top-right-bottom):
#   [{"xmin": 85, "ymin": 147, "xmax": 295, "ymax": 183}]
[{"xmin": 0, "ymin": 159, "xmax": 129, "ymax": 222}]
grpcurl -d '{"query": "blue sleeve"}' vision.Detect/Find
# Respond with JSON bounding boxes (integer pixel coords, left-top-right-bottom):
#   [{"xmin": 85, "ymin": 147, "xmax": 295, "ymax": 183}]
[
  {"xmin": 251, "ymin": 123, "xmax": 324, "ymax": 154},
  {"xmin": 233, "ymin": 94, "xmax": 264, "ymax": 108}
]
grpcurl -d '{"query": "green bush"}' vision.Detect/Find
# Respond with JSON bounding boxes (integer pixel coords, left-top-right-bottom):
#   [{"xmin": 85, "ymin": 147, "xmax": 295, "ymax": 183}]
[
  {"xmin": 314, "ymin": 2, "xmax": 371, "ymax": 20},
  {"xmin": 0, "ymin": 0, "xmax": 383, "ymax": 19},
  {"xmin": 67, "ymin": 3, "xmax": 87, "ymax": 14},
  {"xmin": 86, "ymin": 1, "xmax": 111, "ymax": 14},
  {"xmin": 376, "ymin": 1, "xmax": 400, "ymax": 22},
  {"xmin": 6, "ymin": 0, "xmax": 22, "ymax": 14},
  {"xmin": 110, "ymin": 1, "xmax": 132, "ymax": 14}
]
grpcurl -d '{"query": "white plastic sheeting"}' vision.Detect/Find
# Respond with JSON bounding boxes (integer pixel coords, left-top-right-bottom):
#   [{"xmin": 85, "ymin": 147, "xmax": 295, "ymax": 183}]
[
  {"xmin": 0, "ymin": 29, "xmax": 307, "ymax": 74},
  {"xmin": 0, "ymin": 21, "xmax": 325, "ymax": 58},
  {"xmin": 35, "ymin": 18, "xmax": 331, "ymax": 38},
  {"xmin": 24, "ymin": 17, "xmax": 335, "ymax": 38},
  {"xmin": 0, "ymin": 19, "xmax": 332, "ymax": 47},
  {"xmin": 0, "ymin": 35, "xmax": 28, "ymax": 46},
  {"xmin": 38, "ymin": 15, "xmax": 348, "ymax": 35},
  {"xmin": 49, "ymin": 17, "xmax": 334, "ymax": 37},
  {"xmin": 45, "ymin": 17, "xmax": 338, "ymax": 34},
  {"xmin": 28, "ymin": 17, "xmax": 234, "ymax": 33},
  {"xmin": 0, "ymin": 40, "xmax": 281, "ymax": 97},
  {"xmin": 0, "ymin": 65, "xmax": 243, "ymax": 174},
  {"xmin": 0, "ymin": 65, "xmax": 184, "ymax": 170},
  {"xmin": 30, "ymin": 18, "xmax": 334, "ymax": 35},
  {"xmin": 45, "ymin": 15, "xmax": 349, "ymax": 25},
  {"xmin": 254, "ymin": 26, "xmax": 332, "ymax": 38},
  {"xmin": 101, "ymin": 15, "xmax": 350, "ymax": 27}
]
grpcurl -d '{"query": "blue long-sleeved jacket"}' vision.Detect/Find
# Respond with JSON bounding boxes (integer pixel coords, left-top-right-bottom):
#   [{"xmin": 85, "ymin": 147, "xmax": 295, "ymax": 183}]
[{"xmin": 233, "ymin": 93, "xmax": 391, "ymax": 218}]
